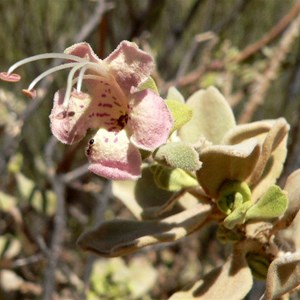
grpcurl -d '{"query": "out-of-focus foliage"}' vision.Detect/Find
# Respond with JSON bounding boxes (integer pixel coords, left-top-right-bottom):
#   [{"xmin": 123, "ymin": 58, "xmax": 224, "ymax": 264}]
[{"xmin": 1, "ymin": 0, "xmax": 300, "ymax": 299}]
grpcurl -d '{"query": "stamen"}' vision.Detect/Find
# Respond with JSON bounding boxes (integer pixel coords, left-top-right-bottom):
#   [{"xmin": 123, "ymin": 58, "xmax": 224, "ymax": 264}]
[
  {"xmin": 63, "ymin": 62, "xmax": 109, "ymax": 109},
  {"xmin": 27, "ymin": 62, "xmax": 83, "ymax": 92},
  {"xmin": 6, "ymin": 53, "xmax": 87, "ymax": 75},
  {"xmin": 63, "ymin": 62, "xmax": 89, "ymax": 109},
  {"xmin": 76, "ymin": 65, "xmax": 88, "ymax": 93},
  {"xmin": 22, "ymin": 89, "xmax": 37, "ymax": 99},
  {"xmin": 0, "ymin": 72, "xmax": 21, "ymax": 82}
]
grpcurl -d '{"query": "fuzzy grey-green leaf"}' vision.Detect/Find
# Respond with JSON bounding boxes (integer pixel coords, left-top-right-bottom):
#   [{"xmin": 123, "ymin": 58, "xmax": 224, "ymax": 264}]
[
  {"xmin": 223, "ymin": 201, "xmax": 252, "ymax": 229},
  {"xmin": 165, "ymin": 99, "xmax": 192, "ymax": 133},
  {"xmin": 264, "ymin": 252, "xmax": 300, "ymax": 300},
  {"xmin": 245, "ymin": 185, "xmax": 288, "ymax": 220},
  {"xmin": 138, "ymin": 76, "xmax": 159, "ymax": 94},
  {"xmin": 152, "ymin": 165, "xmax": 198, "ymax": 191},
  {"xmin": 77, "ymin": 204, "xmax": 211, "ymax": 257},
  {"xmin": 154, "ymin": 142, "xmax": 202, "ymax": 171},
  {"xmin": 167, "ymin": 86, "xmax": 185, "ymax": 103},
  {"xmin": 179, "ymin": 86, "xmax": 236, "ymax": 144},
  {"xmin": 197, "ymin": 139, "xmax": 261, "ymax": 198}
]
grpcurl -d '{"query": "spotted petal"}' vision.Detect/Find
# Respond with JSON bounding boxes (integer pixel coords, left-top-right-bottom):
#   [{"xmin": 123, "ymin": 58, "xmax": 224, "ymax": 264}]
[
  {"xmin": 49, "ymin": 89, "xmax": 93, "ymax": 144},
  {"xmin": 105, "ymin": 41, "xmax": 154, "ymax": 92},
  {"xmin": 87, "ymin": 128, "xmax": 142, "ymax": 180},
  {"xmin": 49, "ymin": 80, "xmax": 128, "ymax": 144},
  {"xmin": 128, "ymin": 89, "xmax": 173, "ymax": 151}
]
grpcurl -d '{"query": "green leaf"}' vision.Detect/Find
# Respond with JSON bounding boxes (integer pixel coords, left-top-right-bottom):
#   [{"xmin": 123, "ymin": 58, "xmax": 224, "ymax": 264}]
[
  {"xmin": 138, "ymin": 77, "xmax": 159, "ymax": 94},
  {"xmin": 196, "ymin": 139, "xmax": 261, "ymax": 198},
  {"xmin": 245, "ymin": 185, "xmax": 288, "ymax": 220},
  {"xmin": 154, "ymin": 142, "xmax": 202, "ymax": 171},
  {"xmin": 112, "ymin": 167, "xmax": 173, "ymax": 219},
  {"xmin": 152, "ymin": 165, "xmax": 198, "ymax": 191},
  {"xmin": 217, "ymin": 225, "xmax": 242, "ymax": 244},
  {"xmin": 165, "ymin": 99, "xmax": 192, "ymax": 134},
  {"xmin": 246, "ymin": 253, "xmax": 270, "ymax": 280},
  {"xmin": 179, "ymin": 86, "xmax": 236, "ymax": 144},
  {"xmin": 223, "ymin": 201, "xmax": 252, "ymax": 229},
  {"xmin": 264, "ymin": 252, "xmax": 300, "ymax": 300},
  {"xmin": 166, "ymin": 86, "xmax": 185, "ymax": 103},
  {"xmin": 169, "ymin": 251, "xmax": 252, "ymax": 300},
  {"xmin": 77, "ymin": 203, "xmax": 211, "ymax": 257},
  {"xmin": 275, "ymin": 168, "xmax": 300, "ymax": 231},
  {"xmin": 223, "ymin": 118, "xmax": 289, "ymax": 202},
  {"xmin": 217, "ymin": 181, "xmax": 252, "ymax": 215}
]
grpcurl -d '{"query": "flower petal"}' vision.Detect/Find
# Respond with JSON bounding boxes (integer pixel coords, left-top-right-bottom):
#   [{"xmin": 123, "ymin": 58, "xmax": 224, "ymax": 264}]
[
  {"xmin": 87, "ymin": 128, "xmax": 142, "ymax": 180},
  {"xmin": 64, "ymin": 42, "xmax": 100, "ymax": 63},
  {"xmin": 49, "ymin": 89, "xmax": 92, "ymax": 144},
  {"xmin": 105, "ymin": 41, "xmax": 154, "ymax": 92},
  {"xmin": 128, "ymin": 89, "xmax": 173, "ymax": 151}
]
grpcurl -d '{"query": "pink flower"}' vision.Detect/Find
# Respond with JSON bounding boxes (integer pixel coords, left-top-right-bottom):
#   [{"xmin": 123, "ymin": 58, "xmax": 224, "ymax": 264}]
[{"xmin": 1, "ymin": 41, "xmax": 173, "ymax": 180}]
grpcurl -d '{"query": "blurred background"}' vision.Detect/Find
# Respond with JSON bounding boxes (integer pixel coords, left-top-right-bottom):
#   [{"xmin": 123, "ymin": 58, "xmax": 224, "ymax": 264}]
[{"xmin": 0, "ymin": 0, "xmax": 300, "ymax": 299}]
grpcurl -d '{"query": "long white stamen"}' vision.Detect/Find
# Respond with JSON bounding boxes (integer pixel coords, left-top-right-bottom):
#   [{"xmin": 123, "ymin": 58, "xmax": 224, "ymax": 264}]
[
  {"xmin": 76, "ymin": 65, "xmax": 88, "ymax": 93},
  {"xmin": 63, "ymin": 62, "xmax": 88, "ymax": 109},
  {"xmin": 27, "ymin": 62, "xmax": 81, "ymax": 91},
  {"xmin": 7, "ymin": 53, "xmax": 87, "ymax": 75},
  {"xmin": 63, "ymin": 62, "xmax": 109, "ymax": 109}
]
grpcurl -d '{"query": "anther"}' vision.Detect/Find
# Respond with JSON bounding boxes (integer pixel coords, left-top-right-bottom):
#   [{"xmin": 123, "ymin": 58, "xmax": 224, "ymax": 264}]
[
  {"xmin": 22, "ymin": 89, "xmax": 37, "ymax": 99},
  {"xmin": 0, "ymin": 72, "xmax": 21, "ymax": 82}
]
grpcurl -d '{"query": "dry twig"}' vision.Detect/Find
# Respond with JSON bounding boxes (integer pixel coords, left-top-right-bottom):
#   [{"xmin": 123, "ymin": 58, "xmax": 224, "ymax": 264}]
[
  {"xmin": 234, "ymin": 0, "xmax": 300, "ymax": 63},
  {"xmin": 238, "ymin": 13, "xmax": 300, "ymax": 124}
]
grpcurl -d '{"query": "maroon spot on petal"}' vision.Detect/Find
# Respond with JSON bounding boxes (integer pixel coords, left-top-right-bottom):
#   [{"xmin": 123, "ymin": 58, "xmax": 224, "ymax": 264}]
[
  {"xmin": 68, "ymin": 111, "xmax": 75, "ymax": 117},
  {"xmin": 104, "ymin": 83, "xmax": 110, "ymax": 86},
  {"xmin": 99, "ymin": 113, "xmax": 110, "ymax": 117},
  {"xmin": 55, "ymin": 111, "xmax": 67, "ymax": 119},
  {"xmin": 98, "ymin": 103, "xmax": 103, "ymax": 107},
  {"xmin": 80, "ymin": 104, "xmax": 84, "ymax": 108},
  {"xmin": 101, "ymin": 94, "xmax": 106, "ymax": 97},
  {"xmin": 112, "ymin": 96, "xmax": 117, "ymax": 100},
  {"xmin": 104, "ymin": 137, "xmax": 109, "ymax": 143},
  {"xmin": 86, "ymin": 148, "xmax": 91, "ymax": 155},
  {"xmin": 103, "ymin": 103, "xmax": 112, "ymax": 108},
  {"xmin": 0, "ymin": 72, "xmax": 21, "ymax": 82},
  {"xmin": 113, "ymin": 137, "xmax": 118, "ymax": 143},
  {"xmin": 113, "ymin": 101, "xmax": 121, "ymax": 107},
  {"xmin": 117, "ymin": 114, "xmax": 129, "ymax": 128}
]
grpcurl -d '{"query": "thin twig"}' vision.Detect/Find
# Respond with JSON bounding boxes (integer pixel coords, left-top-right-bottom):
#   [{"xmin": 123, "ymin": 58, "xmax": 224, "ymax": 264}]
[
  {"xmin": 234, "ymin": 0, "xmax": 300, "ymax": 63},
  {"xmin": 62, "ymin": 163, "xmax": 89, "ymax": 183},
  {"xmin": 42, "ymin": 137, "xmax": 66, "ymax": 300},
  {"xmin": 80, "ymin": 180, "xmax": 111, "ymax": 299},
  {"xmin": 175, "ymin": 32, "xmax": 217, "ymax": 83},
  {"xmin": 238, "ymin": 13, "xmax": 300, "ymax": 124}
]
